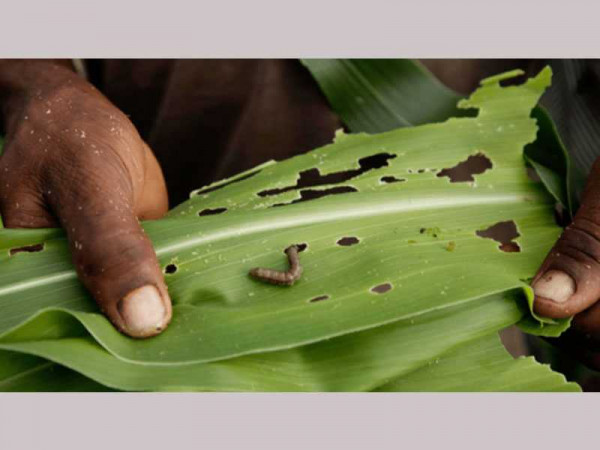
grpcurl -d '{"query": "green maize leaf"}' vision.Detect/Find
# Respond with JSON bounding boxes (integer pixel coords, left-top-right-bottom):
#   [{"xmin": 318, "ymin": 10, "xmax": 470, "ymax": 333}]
[
  {"xmin": 0, "ymin": 350, "xmax": 113, "ymax": 391},
  {"xmin": 301, "ymin": 60, "xmax": 574, "ymax": 337},
  {"xmin": 517, "ymin": 283, "xmax": 572, "ymax": 337},
  {"xmin": 524, "ymin": 105, "xmax": 586, "ymax": 216},
  {"xmin": 0, "ymin": 291, "xmax": 567, "ymax": 392},
  {"xmin": 301, "ymin": 59, "xmax": 577, "ymax": 385},
  {"xmin": 0, "ymin": 65, "xmax": 578, "ymax": 391},
  {"xmin": 301, "ymin": 59, "xmax": 582, "ymax": 216},
  {"xmin": 376, "ymin": 332, "xmax": 579, "ymax": 392},
  {"xmin": 0, "ymin": 67, "xmax": 563, "ymax": 363},
  {"xmin": 300, "ymin": 59, "xmax": 466, "ymax": 132},
  {"xmin": 0, "ymin": 291, "xmax": 579, "ymax": 392}
]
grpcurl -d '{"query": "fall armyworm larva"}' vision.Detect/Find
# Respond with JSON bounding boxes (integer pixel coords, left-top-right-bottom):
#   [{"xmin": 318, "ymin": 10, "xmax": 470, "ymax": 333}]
[{"xmin": 249, "ymin": 245, "xmax": 303, "ymax": 286}]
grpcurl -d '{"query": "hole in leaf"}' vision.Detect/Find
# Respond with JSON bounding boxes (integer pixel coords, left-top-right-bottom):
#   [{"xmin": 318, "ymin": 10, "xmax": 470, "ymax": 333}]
[
  {"xmin": 436, "ymin": 152, "xmax": 493, "ymax": 182},
  {"xmin": 337, "ymin": 237, "xmax": 360, "ymax": 246},
  {"xmin": 476, "ymin": 220, "xmax": 521, "ymax": 253},
  {"xmin": 198, "ymin": 207, "xmax": 227, "ymax": 216},
  {"xmin": 459, "ymin": 108, "xmax": 479, "ymax": 118},
  {"xmin": 258, "ymin": 153, "xmax": 396, "ymax": 197},
  {"xmin": 195, "ymin": 170, "xmax": 261, "ymax": 195},
  {"xmin": 295, "ymin": 243, "xmax": 308, "ymax": 252},
  {"xmin": 499, "ymin": 72, "xmax": 528, "ymax": 87},
  {"xmin": 380, "ymin": 176, "xmax": 406, "ymax": 184},
  {"xmin": 273, "ymin": 186, "xmax": 358, "ymax": 207},
  {"xmin": 499, "ymin": 242, "xmax": 521, "ymax": 253},
  {"xmin": 371, "ymin": 283, "xmax": 393, "ymax": 294},
  {"xmin": 164, "ymin": 263, "xmax": 178, "ymax": 274},
  {"xmin": 309, "ymin": 295, "xmax": 330, "ymax": 303},
  {"xmin": 9, "ymin": 243, "xmax": 45, "ymax": 256}
]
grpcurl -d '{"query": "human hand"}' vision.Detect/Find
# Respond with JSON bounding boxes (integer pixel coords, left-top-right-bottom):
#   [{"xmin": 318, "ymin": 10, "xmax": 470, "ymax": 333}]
[
  {"xmin": 533, "ymin": 157, "xmax": 600, "ymax": 360},
  {"xmin": 0, "ymin": 60, "xmax": 171, "ymax": 338}
]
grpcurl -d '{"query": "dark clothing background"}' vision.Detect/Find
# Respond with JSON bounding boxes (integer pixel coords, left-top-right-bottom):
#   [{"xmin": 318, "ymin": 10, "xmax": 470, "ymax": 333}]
[{"xmin": 86, "ymin": 60, "xmax": 341, "ymax": 206}]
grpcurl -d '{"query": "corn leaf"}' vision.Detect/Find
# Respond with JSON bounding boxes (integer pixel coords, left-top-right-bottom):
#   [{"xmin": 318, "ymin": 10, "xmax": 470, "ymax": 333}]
[
  {"xmin": 0, "ymin": 66, "xmax": 579, "ymax": 391},
  {"xmin": 301, "ymin": 60, "xmax": 576, "ymax": 337},
  {"xmin": 301, "ymin": 59, "xmax": 582, "ymax": 215},
  {"xmin": 376, "ymin": 332, "xmax": 578, "ymax": 392},
  {"xmin": 0, "ymin": 350, "xmax": 112, "ymax": 391},
  {"xmin": 0, "ymin": 291, "xmax": 576, "ymax": 391},
  {"xmin": 300, "ymin": 59, "xmax": 466, "ymax": 132}
]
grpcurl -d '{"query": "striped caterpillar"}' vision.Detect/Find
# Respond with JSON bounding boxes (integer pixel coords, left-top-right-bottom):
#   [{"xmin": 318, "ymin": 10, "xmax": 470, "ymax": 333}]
[{"xmin": 249, "ymin": 245, "xmax": 303, "ymax": 286}]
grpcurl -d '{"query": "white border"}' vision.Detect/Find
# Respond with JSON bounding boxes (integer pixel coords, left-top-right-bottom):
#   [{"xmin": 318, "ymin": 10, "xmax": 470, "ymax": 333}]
[
  {"xmin": 0, "ymin": 0, "xmax": 599, "ymax": 57},
  {"xmin": 0, "ymin": 393, "xmax": 593, "ymax": 449}
]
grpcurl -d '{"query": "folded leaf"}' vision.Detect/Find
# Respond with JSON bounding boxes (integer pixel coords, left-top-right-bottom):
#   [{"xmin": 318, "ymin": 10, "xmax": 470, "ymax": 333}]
[
  {"xmin": 0, "ymin": 65, "xmax": 578, "ymax": 391},
  {"xmin": 301, "ymin": 59, "xmax": 465, "ymax": 131},
  {"xmin": 376, "ymin": 332, "xmax": 579, "ymax": 392},
  {"xmin": 0, "ymin": 291, "xmax": 538, "ymax": 391}
]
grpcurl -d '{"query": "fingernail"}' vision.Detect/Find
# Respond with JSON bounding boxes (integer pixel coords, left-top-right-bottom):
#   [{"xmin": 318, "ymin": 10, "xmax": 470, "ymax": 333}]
[
  {"xmin": 118, "ymin": 285, "xmax": 169, "ymax": 338},
  {"xmin": 532, "ymin": 270, "xmax": 575, "ymax": 303}
]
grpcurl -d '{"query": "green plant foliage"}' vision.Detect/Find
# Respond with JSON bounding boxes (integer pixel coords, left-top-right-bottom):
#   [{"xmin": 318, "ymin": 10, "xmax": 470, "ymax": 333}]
[
  {"xmin": 301, "ymin": 60, "xmax": 576, "ymax": 337},
  {"xmin": 0, "ymin": 65, "xmax": 579, "ymax": 391},
  {"xmin": 301, "ymin": 60, "xmax": 582, "ymax": 213},
  {"xmin": 0, "ymin": 292, "xmax": 576, "ymax": 391},
  {"xmin": 376, "ymin": 332, "xmax": 580, "ymax": 392},
  {"xmin": 301, "ymin": 59, "xmax": 466, "ymax": 131},
  {"xmin": 0, "ymin": 350, "xmax": 113, "ymax": 392}
]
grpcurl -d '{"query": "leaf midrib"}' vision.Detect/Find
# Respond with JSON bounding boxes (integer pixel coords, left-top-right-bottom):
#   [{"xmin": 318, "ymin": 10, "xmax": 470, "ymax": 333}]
[{"xmin": 0, "ymin": 191, "xmax": 540, "ymax": 299}]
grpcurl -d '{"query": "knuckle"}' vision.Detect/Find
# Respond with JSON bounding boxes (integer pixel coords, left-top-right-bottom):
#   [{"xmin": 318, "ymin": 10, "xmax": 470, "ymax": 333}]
[
  {"xmin": 43, "ymin": 152, "xmax": 135, "ymax": 209},
  {"xmin": 71, "ymin": 221, "xmax": 155, "ymax": 279},
  {"xmin": 0, "ymin": 189, "xmax": 52, "ymax": 228},
  {"xmin": 556, "ymin": 218, "xmax": 600, "ymax": 266}
]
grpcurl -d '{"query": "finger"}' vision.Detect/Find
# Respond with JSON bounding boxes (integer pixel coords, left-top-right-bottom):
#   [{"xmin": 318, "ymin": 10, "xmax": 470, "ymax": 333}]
[
  {"xmin": 533, "ymin": 157, "xmax": 600, "ymax": 319},
  {"xmin": 44, "ymin": 153, "xmax": 171, "ymax": 338},
  {"xmin": 0, "ymin": 146, "xmax": 56, "ymax": 228},
  {"xmin": 0, "ymin": 190, "xmax": 57, "ymax": 229},
  {"xmin": 136, "ymin": 142, "xmax": 169, "ymax": 220}
]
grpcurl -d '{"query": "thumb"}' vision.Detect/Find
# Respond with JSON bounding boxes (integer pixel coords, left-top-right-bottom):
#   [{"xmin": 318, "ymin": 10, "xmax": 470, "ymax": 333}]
[
  {"xmin": 533, "ymin": 157, "xmax": 600, "ymax": 319},
  {"xmin": 45, "ymin": 160, "xmax": 172, "ymax": 339}
]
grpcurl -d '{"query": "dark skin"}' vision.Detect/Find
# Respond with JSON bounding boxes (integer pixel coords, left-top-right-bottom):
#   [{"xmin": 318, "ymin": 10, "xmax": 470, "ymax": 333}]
[
  {"xmin": 2, "ymin": 60, "xmax": 600, "ymax": 356},
  {"xmin": 0, "ymin": 60, "xmax": 170, "ymax": 338}
]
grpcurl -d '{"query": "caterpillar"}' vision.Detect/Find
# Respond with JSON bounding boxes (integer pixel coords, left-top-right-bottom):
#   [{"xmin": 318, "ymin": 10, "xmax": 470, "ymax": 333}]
[{"xmin": 249, "ymin": 245, "xmax": 303, "ymax": 286}]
